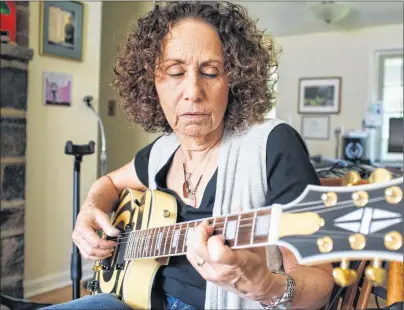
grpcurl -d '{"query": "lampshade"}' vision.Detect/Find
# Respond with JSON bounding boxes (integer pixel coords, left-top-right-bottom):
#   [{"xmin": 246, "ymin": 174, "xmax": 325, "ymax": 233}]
[{"xmin": 308, "ymin": 1, "xmax": 351, "ymax": 24}]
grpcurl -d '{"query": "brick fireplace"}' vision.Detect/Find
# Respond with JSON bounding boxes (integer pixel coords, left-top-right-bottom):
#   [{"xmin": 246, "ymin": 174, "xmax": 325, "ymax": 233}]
[{"xmin": 0, "ymin": 1, "xmax": 33, "ymax": 297}]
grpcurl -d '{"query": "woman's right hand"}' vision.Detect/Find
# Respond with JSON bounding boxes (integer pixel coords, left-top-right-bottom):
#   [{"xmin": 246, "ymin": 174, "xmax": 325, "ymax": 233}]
[{"xmin": 72, "ymin": 204, "xmax": 120, "ymax": 261}]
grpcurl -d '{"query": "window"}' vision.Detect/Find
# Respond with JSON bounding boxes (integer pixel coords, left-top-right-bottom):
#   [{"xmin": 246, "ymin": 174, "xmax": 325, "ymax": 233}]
[{"xmin": 376, "ymin": 50, "xmax": 403, "ymax": 162}]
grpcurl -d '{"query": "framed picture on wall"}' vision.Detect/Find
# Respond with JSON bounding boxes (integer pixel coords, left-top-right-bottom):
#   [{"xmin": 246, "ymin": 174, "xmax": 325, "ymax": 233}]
[
  {"xmin": 43, "ymin": 71, "xmax": 72, "ymax": 106},
  {"xmin": 298, "ymin": 77, "xmax": 341, "ymax": 114},
  {"xmin": 40, "ymin": 1, "xmax": 83, "ymax": 60},
  {"xmin": 301, "ymin": 115, "xmax": 330, "ymax": 140}
]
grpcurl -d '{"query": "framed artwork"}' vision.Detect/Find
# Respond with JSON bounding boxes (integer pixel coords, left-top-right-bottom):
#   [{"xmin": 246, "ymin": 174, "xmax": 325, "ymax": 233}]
[
  {"xmin": 40, "ymin": 1, "xmax": 83, "ymax": 60},
  {"xmin": 301, "ymin": 115, "xmax": 330, "ymax": 140},
  {"xmin": 0, "ymin": 1, "xmax": 16, "ymax": 44},
  {"xmin": 298, "ymin": 77, "xmax": 341, "ymax": 114},
  {"xmin": 43, "ymin": 71, "xmax": 72, "ymax": 106}
]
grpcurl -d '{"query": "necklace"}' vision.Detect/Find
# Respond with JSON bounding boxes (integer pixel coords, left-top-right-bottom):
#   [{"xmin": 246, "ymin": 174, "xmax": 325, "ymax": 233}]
[{"xmin": 182, "ymin": 138, "xmax": 220, "ymax": 207}]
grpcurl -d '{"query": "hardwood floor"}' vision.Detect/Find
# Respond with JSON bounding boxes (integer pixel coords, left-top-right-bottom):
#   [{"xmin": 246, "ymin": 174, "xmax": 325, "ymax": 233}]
[{"xmin": 29, "ymin": 283, "xmax": 89, "ymax": 305}]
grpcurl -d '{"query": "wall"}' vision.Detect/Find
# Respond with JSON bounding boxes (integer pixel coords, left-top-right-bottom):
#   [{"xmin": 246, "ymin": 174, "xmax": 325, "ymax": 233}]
[
  {"xmin": 98, "ymin": 1, "xmax": 158, "ymax": 175},
  {"xmin": 24, "ymin": 1, "xmax": 103, "ymax": 297},
  {"xmin": 275, "ymin": 24, "xmax": 403, "ymax": 157}
]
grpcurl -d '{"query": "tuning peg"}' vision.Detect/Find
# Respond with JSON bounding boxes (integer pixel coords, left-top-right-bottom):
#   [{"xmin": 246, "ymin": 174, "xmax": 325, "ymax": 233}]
[
  {"xmin": 333, "ymin": 258, "xmax": 357, "ymax": 287},
  {"xmin": 365, "ymin": 259, "xmax": 386, "ymax": 286},
  {"xmin": 369, "ymin": 168, "xmax": 392, "ymax": 184},
  {"xmin": 385, "ymin": 186, "xmax": 403, "ymax": 205},
  {"xmin": 342, "ymin": 171, "xmax": 361, "ymax": 186}
]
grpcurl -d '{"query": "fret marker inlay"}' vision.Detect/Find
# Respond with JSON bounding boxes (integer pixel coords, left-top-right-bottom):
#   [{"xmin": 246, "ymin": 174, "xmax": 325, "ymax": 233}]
[
  {"xmin": 185, "ymin": 227, "xmax": 194, "ymax": 246},
  {"xmin": 157, "ymin": 231, "xmax": 163, "ymax": 252},
  {"xmin": 226, "ymin": 220, "xmax": 237, "ymax": 240},
  {"xmin": 172, "ymin": 230, "xmax": 180, "ymax": 248},
  {"xmin": 255, "ymin": 215, "xmax": 271, "ymax": 236}
]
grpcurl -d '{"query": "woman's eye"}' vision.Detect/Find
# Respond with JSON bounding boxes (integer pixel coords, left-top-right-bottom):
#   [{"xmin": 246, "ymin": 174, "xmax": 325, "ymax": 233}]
[
  {"xmin": 203, "ymin": 73, "xmax": 218, "ymax": 78},
  {"xmin": 168, "ymin": 72, "xmax": 184, "ymax": 77}
]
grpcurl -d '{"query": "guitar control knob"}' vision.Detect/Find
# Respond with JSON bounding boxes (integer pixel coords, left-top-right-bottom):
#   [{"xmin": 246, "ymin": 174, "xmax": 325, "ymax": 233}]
[
  {"xmin": 365, "ymin": 259, "xmax": 386, "ymax": 286},
  {"xmin": 333, "ymin": 258, "xmax": 357, "ymax": 287}
]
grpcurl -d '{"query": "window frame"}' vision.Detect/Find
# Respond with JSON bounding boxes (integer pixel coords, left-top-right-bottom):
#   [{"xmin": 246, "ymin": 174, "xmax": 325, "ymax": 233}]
[{"xmin": 375, "ymin": 49, "xmax": 403, "ymax": 162}]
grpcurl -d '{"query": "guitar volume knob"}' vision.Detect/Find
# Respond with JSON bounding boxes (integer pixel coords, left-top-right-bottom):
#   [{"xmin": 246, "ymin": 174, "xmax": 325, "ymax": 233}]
[{"xmin": 163, "ymin": 210, "xmax": 170, "ymax": 218}]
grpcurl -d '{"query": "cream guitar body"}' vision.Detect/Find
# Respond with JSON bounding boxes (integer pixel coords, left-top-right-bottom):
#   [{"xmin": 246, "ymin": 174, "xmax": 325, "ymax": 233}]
[{"xmin": 89, "ymin": 189, "xmax": 177, "ymax": 309}]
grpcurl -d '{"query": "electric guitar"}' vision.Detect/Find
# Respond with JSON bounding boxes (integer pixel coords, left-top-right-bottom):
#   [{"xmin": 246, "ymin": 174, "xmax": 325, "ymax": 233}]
[{"xmin": 87, "ymin": 170, "xmax": 403, "ymax": 309}]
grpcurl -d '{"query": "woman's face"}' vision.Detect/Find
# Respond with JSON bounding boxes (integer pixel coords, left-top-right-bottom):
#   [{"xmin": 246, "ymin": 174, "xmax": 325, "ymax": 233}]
[{"xmin": 155, "ymin": 19, "xmax": 229, "ymax": 137}]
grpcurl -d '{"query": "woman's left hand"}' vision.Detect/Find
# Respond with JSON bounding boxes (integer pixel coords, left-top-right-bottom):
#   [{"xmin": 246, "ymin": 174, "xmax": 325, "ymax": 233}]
[{"xmin": 186, "ymin": 220, "xmax": 283, "ymax": 302}]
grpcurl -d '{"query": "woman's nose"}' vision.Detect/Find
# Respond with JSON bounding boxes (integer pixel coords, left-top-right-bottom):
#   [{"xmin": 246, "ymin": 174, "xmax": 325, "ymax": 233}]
[{"xmin": 183, "ymin": 73, "xmax": 202, "ymax": 103}]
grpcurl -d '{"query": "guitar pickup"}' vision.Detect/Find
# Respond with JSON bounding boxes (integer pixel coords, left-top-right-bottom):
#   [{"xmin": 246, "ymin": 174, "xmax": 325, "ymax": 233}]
[
  {"xmin": 100, "ymin": 235, "xmax": 115, "ymax": 270},
  {"xmin": 115, "ymin": 224, "xmax": 132, "ymax": 269}
]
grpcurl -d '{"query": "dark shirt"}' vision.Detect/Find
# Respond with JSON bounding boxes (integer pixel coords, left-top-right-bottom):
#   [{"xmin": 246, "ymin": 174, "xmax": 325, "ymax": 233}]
[{"xmin": 134, "ymin": 123, "xmax": 320, "ymax": 309}]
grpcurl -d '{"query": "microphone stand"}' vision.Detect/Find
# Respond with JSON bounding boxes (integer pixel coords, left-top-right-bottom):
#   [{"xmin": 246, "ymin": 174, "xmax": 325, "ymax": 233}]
[
  {"xmin": 64, "ymin": 141, "xmax": 95, "ymax": 300},
  {"xmin": 83, "ymin": 96, "xmax": 108, "ymax": 176}
]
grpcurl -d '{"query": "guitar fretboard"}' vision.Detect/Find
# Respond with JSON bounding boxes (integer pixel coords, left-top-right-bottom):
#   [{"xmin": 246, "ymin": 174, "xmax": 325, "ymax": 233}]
[{"xmin": 123, "ymin": 209, "xmax": 272, "ymax": 261}]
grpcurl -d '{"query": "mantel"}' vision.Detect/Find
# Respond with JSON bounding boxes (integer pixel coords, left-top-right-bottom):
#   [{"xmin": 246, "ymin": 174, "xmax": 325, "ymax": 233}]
[{"xmin": 0, "ymin": 44, "xmax": 33, "ymax": 62}]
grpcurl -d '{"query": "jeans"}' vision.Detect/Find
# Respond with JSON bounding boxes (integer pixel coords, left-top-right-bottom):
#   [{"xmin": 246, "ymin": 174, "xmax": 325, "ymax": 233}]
[{"xmin": 41, "ymin": 293, "xmax": 197, "ymax": 310}]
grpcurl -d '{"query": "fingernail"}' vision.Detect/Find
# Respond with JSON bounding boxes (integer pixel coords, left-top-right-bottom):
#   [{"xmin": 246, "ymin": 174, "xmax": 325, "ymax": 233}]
[{"xmin": 107, "ymin": 228, "xmax": 120, "ymax": 236}]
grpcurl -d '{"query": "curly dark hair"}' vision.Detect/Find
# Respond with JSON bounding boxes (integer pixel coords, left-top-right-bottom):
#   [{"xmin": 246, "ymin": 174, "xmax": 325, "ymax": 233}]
[{"xmin": 112, "ymin": 1, "xmax": 279, "ymax": 133}]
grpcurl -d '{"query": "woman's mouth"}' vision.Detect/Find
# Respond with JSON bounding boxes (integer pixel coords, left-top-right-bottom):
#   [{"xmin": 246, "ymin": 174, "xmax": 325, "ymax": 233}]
[{"xmin": 180, "ymin": 113, "xmax": 209, "ymax": 120}]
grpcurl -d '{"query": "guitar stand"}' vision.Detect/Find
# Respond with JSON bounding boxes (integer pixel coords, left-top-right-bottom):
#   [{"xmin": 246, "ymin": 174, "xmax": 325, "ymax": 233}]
[{"xmin": 65, "ymin": 140, "xmax": 95, "ymax": 300}]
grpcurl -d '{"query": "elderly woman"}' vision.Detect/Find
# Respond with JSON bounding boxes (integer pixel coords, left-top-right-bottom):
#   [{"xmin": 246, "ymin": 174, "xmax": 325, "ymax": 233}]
[{"xmin": 45, "ymin": 1, "xmax": 334, "ymax": 309}]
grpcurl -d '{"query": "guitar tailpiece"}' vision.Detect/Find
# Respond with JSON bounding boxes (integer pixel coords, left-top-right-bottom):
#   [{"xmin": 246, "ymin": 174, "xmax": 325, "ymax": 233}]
[{"xmin": 87, "ymin": 280, "xmax": 99, "ymax": 293}]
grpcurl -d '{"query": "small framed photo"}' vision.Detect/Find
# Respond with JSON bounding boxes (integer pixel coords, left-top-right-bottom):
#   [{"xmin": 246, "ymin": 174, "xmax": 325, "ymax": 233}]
[
  {"xmin": 40, "ymin": 1, "xmax": 83, "ymax": 60},
  {"xmin": 301, "ymin": 115, "xmax": 330, "ymax": 140},
  {"xmin": 43, "ymin": 71, "xmax": 72, "ymax": 106},
  {"xmin": 298, "ymin": 77, "xmax": 341, "ymax": 114}
]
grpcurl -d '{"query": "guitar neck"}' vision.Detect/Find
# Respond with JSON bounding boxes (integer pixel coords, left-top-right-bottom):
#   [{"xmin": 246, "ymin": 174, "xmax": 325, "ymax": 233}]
[{"xmin": 123, "ymin": 208, "xmax": 272, "ymax": 261}]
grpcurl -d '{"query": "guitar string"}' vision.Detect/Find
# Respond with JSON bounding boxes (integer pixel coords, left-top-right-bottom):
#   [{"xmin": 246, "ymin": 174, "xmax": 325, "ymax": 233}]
[
  {"xmin": 113, "ymin": 201, "xmax": 395, "ymax": 251},
  {"xmin": 315, "ymin": 197, "xmax": 386, "ymax": 214},
  {"xmin": 121, "ymin": 221, "xmax": 392, "ymax": 259},
  {"xmin": 115, "ymin": 228, "xmax": 388, "ymax": 249},
  {"xmin": 108, "ymin": 213, "xmax": 259, "ymax": 239},
  {"xmin": 108, "ymin": 199, "xmax": 341, "ymax": 240},
  {"xmin": 108, "ymin": 192, "xmax": 388, "ymax": 240},
  {"xmin": 112, "ymin": 195, "xmax": 390, "ymax": 246},
  {"xmin": 115, "ymin": 220, "xmax": 261, "ymax": 244},
  {"xmin": 108, "ymin": 196, "xmax": 332, "ymax": 239},
  {"xmin": 113, "ymin": 224, "xmax": 389, "ymax": 250},
  {"xmin": 287, "ymin": 200, "xmax": 353, "ymax": 213},
  {"xmin": 120, "ymin": 233, "xmax": 390, "ymax": 260}
]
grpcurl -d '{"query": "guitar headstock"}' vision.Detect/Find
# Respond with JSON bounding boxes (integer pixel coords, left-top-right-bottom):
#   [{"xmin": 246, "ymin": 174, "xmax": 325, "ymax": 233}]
[{"xmin": 275, "ymin": 169, "xmax": 403, "ymax": 287}]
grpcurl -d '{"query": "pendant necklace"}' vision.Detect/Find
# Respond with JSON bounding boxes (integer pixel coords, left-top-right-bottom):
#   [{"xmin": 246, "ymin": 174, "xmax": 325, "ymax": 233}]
[{"xmin": 182, "ymin": 140, "xmax": 218, "ymax": 207}]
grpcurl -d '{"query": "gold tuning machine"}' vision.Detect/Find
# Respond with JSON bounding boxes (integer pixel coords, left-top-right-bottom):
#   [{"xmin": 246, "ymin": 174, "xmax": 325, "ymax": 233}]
[
  {"xmin": 342, "ymin": 171, "xmax": 361, "ymax": 186},
  {"xmin": 333, "ymin": 258, "xmax": 358, "ymax": 287},
  {"xmin": 365, "ymin": 259, "xmax": 386, "ymax": 286},
  {"xmin": 369, "ymin": 168, "xmax": 392, "ymax": 184}
]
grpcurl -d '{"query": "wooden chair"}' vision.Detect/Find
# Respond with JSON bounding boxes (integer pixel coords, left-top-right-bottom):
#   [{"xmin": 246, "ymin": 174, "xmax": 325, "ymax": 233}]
[{"xmin": 320, "ymin": 177, "xmax": 403, "ymax": 309}]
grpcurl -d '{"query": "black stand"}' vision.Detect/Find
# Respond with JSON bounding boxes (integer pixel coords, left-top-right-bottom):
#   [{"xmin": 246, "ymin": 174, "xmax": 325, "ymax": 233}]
[{"xmin": 65, "ymin": 141, "xmax": 95, "ymax": 300}]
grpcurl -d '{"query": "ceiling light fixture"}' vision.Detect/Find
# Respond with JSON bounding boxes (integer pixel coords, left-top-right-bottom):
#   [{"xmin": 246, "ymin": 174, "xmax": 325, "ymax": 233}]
[{"xmin": 308, "ymin": 1, "xmax": 351, "ymax": 24}]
